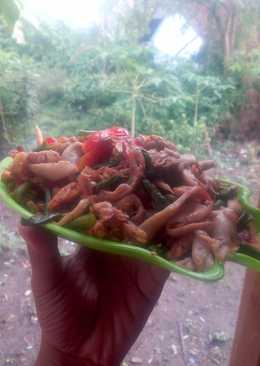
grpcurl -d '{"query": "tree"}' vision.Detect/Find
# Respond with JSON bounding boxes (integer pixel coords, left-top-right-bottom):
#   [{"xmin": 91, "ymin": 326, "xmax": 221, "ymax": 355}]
[
  {"xmin": 111, "ymin": 0, "xmax": 260, "ymax": 71},
  {"xmin": 0, "ymin": 0, "xmax": 23, "ymax": 154},
  {"xmin": 0, "ymin": 0, "xmax": 21, "ymax": 31}
]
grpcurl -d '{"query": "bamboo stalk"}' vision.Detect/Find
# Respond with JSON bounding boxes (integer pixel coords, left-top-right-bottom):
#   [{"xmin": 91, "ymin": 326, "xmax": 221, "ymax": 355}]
[{"xmin": 131, "ymin": 96, "xmax": 136, "ymax": 138}]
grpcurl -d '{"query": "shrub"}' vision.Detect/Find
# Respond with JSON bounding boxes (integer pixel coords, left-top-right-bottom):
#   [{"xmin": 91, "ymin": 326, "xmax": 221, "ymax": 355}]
[{"xmin": 0, "ymin": 49, "xmax": 40, "ymax": 143}]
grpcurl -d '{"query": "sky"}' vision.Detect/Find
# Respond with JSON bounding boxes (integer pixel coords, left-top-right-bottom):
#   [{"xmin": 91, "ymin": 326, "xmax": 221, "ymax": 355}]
[
  {"xmin": 22, "ymin": 0, "xmax": 103, "ymax": 28},
  {"xmin": 21, "ymin": 0, "xmax": 202, "ymax": 57}
]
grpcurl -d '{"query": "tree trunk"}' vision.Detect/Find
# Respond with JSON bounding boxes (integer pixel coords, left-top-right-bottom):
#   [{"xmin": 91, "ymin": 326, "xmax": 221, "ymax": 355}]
[
  {"xmin": 222, "ymin": 2, "xmax": 238, "ymax": 69},
  {"xmin": 131, "ymin": 96, "xmax": 136, "ymax": 138},
  {"xmin": 0, "ymin": 102, "xmax": 11, "ymax": 159},
  {"xmin": 0, "ymin": 125, "xmax": 11, "ymax": 159}
]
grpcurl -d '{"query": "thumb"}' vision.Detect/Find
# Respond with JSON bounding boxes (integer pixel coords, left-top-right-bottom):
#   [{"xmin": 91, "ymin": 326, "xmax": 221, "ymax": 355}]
[{"xmin": 19, "ymin": 225, "xmax": 64, "ymax": 296}]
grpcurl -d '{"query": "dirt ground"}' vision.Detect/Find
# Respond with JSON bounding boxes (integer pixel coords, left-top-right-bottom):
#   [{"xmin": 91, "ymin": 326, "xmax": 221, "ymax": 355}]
[{"xmin": 0, "ymin": 142, "xmax": 259, "ymax": 366}]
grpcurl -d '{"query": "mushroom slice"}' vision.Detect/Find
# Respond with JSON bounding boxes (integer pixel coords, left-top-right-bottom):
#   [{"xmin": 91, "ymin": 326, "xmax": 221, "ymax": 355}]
[
  {"xmin": 61, "ymin": 142, "xmax": 83, "ymax": 164},
  {"xmin": 29, "ymin": 161, "xmax": 78, "ymax": 181}
]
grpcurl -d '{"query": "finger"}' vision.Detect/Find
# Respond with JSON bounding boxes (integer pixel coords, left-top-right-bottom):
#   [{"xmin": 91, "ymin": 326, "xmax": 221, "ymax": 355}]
[{"xmin": 19, "ymin": 225, "xmax": 64, "ymax": 295}]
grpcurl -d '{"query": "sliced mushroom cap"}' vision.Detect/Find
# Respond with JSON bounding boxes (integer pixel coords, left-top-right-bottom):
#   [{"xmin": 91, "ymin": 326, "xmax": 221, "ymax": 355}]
[
  {"xmin": 192, "ymin": 231, "xmax": 214, "ymax": 271},
  {"xmin": 211, "ymin": 208, "xmax": 240, "ymax": 260},
  {"xmin": 61, "ymin": 142, "xmax": 83, "ymax": 164},
  {"xmin": 29, "ymin": 161, "xmax": 78, "ymax": 181},
  {"xmin": 178, "ymin": 154, "xmax": 197, "ymax": 169},
  {"xmin": 58, "ymin": 198, "xmax": 89, "ymax": 225},
  {"xmin": 199, "ymin": 160, "xmax": 216, "ymax": 171},
  {"xmin": 140, "ymin": 187, "xmax": 201, "ymax": 240},
  {"xmin": 27, "ymin": 150, "xmax": 60, "ymax": 164}
]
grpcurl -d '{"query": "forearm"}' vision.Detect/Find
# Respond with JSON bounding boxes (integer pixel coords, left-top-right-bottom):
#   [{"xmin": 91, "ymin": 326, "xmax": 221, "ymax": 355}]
[
  {"xmin": 35, "ymin": 341, "xmax": 102, "ymax": 366},
  {"xmin": 229, "ymin": 270, "xmax": 260, "ymax": 366}
]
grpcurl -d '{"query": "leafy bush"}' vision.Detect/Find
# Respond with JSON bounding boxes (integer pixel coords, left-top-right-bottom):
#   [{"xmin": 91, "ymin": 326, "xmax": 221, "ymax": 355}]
[
  {"xmin": 37, "ymin": 67, "xmax": 67, "ymax": 104},
  {"xmin": 229, "ymin": 48, "xmax": 260, "ymax": 92},
  {"xmin": 63, "ymin": 44, "xmax": 238, "ymax": 151},
  {"xmin": 0, "ymin": 49, "xmax": 40, "ymax": 143},
  {"xmin": 0, "ymin": 22, "xmax": 244, "ymax": 153}
]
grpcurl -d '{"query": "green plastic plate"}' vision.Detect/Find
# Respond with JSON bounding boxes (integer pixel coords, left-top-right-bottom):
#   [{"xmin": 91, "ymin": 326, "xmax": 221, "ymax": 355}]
[
  {"xmin": 230, "ymin": 248, "xmax": 260, "ymax": 271},
  {"xmin": 228, "ymin": 181, "xmax": 260, "ymax": 271},
  {"xmin": 0, "ymin": 156, "xmax": 227, "ymax": 282}
]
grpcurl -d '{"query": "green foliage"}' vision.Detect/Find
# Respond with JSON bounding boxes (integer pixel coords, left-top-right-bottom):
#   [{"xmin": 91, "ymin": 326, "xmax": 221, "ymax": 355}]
[
  {"xmin": 62, "ymin": 44, "xmax": 237, "ymax": 151},
  {"xmin": 21, "ymin": 21, "xmax": 76, "ymax": 67},
  {"xmin": 0, "ymin": 14, "xmax": 248, "ymax": 153},
  {"xmin": 0, "ymin": 48, "xmax": 39, "ymax": 143},
  {"xmin": 229, "ymin": 48, "xmax": 260, "ymax": 83},
  {"xmin": 0, "ymin": 0, "xmax": 21, "ymax": 31}
]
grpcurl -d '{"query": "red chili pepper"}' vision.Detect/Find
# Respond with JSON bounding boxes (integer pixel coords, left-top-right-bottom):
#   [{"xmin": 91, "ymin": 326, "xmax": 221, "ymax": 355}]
[
  {"xmin": 96, "ymin": 127, "xmax": 129, "ymax": 140},
  {"xmin": 45, "ymin": 137, "xmax": 57, "ymax": 145},
  {"xmin": 103, "ymin": 127, "xmax": 129, "ymax": 139},
  {"xmin": 83, "ymin": 134, "xmax": 113, "ymax": 167},
  {"xmin": 83, "ymin": 128, "xmax": 129, "ymax": 167}
]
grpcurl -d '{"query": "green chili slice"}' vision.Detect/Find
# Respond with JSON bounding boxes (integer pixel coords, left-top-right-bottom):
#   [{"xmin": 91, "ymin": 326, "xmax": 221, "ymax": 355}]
[
  {"xmin": 142, "ymin": 179, "xmax": 171, "ymax": 210},
  {"xmin": 12, "ymin": 182, "xmax": 32, "ymax": 204},
  {"xmin": 95, "ymin": 176, "xmax": 124, "ymax": 192},
  {"xmin": 67, "ymin": 213, "xmax": 96, "ymax": 231}
]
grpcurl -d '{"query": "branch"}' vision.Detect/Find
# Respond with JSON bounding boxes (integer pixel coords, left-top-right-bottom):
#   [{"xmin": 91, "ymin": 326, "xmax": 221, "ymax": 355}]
[
  {"xmin": 137, "ymin": 98, "xmax": 147, "ymax": 120},
  {"xmin": 174, "ymin": 35, "xmax": 199, "ymax": 59},
  {"xmin": 193, "ymin": 85, "xmax": 200, "ymax": 128},
  {"xmin": 131, "ymin": 96, "xmax": 136, "ymax": 137}
]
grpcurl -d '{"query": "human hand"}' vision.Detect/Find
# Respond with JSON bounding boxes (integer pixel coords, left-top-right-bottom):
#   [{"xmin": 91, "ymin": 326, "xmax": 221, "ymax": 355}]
[{"xmin": 19, "ymin": 226, "xmax": 169, "ymax": 366}]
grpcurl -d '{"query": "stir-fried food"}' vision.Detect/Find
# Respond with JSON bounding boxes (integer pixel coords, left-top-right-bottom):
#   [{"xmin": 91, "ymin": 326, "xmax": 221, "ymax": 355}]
[{"xmin": 2, "ymin": 127, "xmax": 258, "ymax": 271}]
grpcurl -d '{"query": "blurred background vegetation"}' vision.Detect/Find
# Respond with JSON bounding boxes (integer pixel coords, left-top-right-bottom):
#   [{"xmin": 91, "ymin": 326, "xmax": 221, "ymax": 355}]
[{"xmin": 1, "ymin": 0, "xmax": 260, "ymax": 156}]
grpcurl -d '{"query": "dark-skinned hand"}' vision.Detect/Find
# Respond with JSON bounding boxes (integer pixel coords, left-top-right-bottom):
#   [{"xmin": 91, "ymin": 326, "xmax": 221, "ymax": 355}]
[{"xmin": 19, "ymin": 225, "xmax": 169, "ymax": 366}]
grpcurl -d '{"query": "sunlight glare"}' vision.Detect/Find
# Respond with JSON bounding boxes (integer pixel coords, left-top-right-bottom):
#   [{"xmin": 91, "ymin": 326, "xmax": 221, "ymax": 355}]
[
  {"xmin": 23, "ymin": 0, "xmax": 103, "ymax": 28},
  {"xmin": 22, "ymin": 2, "xmax": 202, "ymax": 57},
  {"xmin": 153, "ymin": 15, "xmax": 203, "ymax": 57}
]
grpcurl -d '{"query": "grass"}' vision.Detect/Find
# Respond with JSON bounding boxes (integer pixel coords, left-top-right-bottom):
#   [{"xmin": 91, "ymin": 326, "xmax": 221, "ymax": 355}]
[{"xmin": 36, "ymin": 102, "xmax": 92, "ymax": 137}]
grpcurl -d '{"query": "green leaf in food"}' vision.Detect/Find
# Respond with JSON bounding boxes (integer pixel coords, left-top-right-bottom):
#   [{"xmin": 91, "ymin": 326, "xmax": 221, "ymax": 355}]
[
  {"xmin": 12, "ymin": 182, "xmax": 32, "ymax": 204},
  {"xmin": 94, "ymin": 155, "xmax": 122, "ymax": 169},
  {"xmin": 219, "ymin": 179, "xmax": 260, "ymax": 232},
  {"xmin": 95, "ymin": 176, "xmax": 125, "ymax": 192},
  {"xmin": 142, "ymin": 179, "xmax": 172, "ymax": 210},
  {"xmin": 67, "ymin": 213, "xmax": 96, "ymax": 231},
  {"xmin": 215, "ymin": 180, "xmax": 238, "ymax": 203},
  {"xmin": 142, "ymin": 150, "xmax": 155, "ymax": 178}
]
